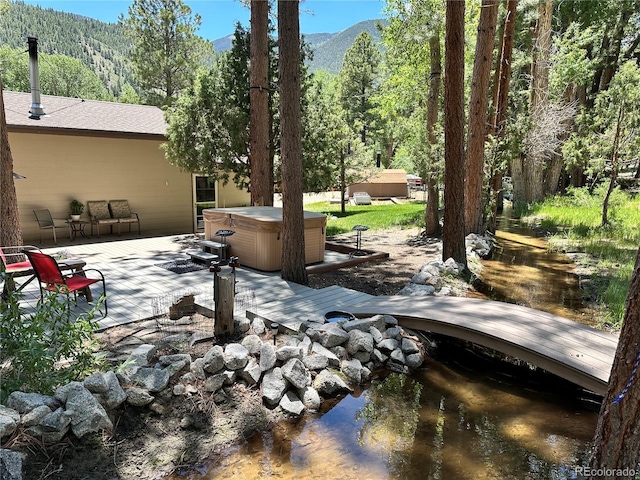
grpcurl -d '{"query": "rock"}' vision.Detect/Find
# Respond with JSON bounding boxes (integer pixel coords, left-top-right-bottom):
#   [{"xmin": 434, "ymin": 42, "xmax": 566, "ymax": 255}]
[
  {"xmin": 330, "ymin": 345, "xmax": 347, "ymax": 360},
  {"xmin": 298, "ymin": 386, "xmax": 321, "ymax": 412},
  {"xmin": 369, "ymin": 326, "xmax": 384, "ymax": 344},
  {"xmin": 312, "ymin": 370, "xmax": 351, "ymax": 397},
  {"xmin": 443, "ymin": 257, "xmax": 463, "ymax": 275},
  {"xmin": 126, "ymin": 344, "xmax": 157, "ymax": 370},
  {"xmin": 159, "ymin": 354, "xmax": 192, "ymax": 368},
  {"xmin": 126, "ymin": 388, "xmax": 154, "ymax": 407},
  {"xmin": 6, "ymin": 392, "xmax": 58, "ymax": 414},
  {"xmin": 235, "ymin": 316, "xmax": 251, "ymax": 334},
  {"xmin": 204, "ymin": 373, "xmax": 226, "ymax": 393},
  {"xmin": 149, "ymin": 402, "xmax": 169, "ymax": 415},
  {"xmin": 25, "ymin": 423, "xmax": 69, "ymax": 443},
  {"xmin": 302, "ymin": 354, "xmax": 329, "ymax": 371},
  {"xmin": 259, "ymin": 343, "xmax": 277, "ymax": 372},
  {"xmin": 299, "ymin": 335, "xmax": 312, "ymax": 355},
  {"xmin": 20, "ymin": 405, "xmax": 51, "ymax": 428},
  {"xmin": 299, "ymin": 319, "xmax": 325, "ymax": 334},
  {"xmin": 397, "ymin": 283, "xmax": 436, "ymax": 296},
  {"xmin": 318, "ymin": 324, "xmax": 350, "ymax": 348},
  {"xmin": 221, "ymin": 370, "xmax": 237, "ymax": 385},
  {"xmin": 276, "ymin": 346, "xmax": 303, "ymax": 363},
  {"xmin": 304, "ymin": 326, "xmax": 322, "ymax": 342},
  {"xmin": 55, "ymin": 382, "xmax": 112, "ymax": 438},
  {"xmin": 83, "ymin": 372, "xmax": 109, "ymax": 393},
  {"xmin": 281, "ymin": 359, "xmax": 310, "ymax": 389},
  {"xmin": 0, "ymin": 448, "xmax": 24, "ymax": 480},
  {"xmin": 130, "ymin": 368, "xmax": 171, "ymax": 393},
  {"xmin": 341, "ymin": 359, "xmax": 363, "ymax": 384},
  {"xmin": 180, "ymin": 415, "xmax": 194, "ymax": 429},
  {"xmin": 223, "ymin": 343, "xmax": 249, "ymax": 370},
  {"xmin": 385, "ymin": 327, "xmax": 402, "ymax": 339},
  {"xmin": 279, "ymin": 391, "xmax": 305, "ymax": 416},
  {"xmin": 191, "ymin": 358, "xmax": 206, "ymax": 379},
  {"xmin": 0, "ymin": 406, "xmax": 20, "ymax": 439},
  {"xmin": 202, "ymin": 345, "xmax": 225, "ymax": 374},
  {"xmin": 347, "ymin": 329, "xmax": 374, "ymax": 355},
  {"xmin": 163, "ymin": 359, "xmax": 189, "ymax": 379},
  {"xmin": 282, "ymin": 335, "xmax": 300, "ymax": 347},
  {"xmin": 371, "ymin": 348, "xmax": 388, "ymax": 366},
  {"xmin": 401, "ymin": 337, "xmax": 420, "ymax": 354},
  {"xmin": 262, "ymin": 368, "xmax": 288, "ymax": 407},
  {"xmin": 241, "ymin": 334, "xmax": 263, "ymax": 355},
  {"xmin": 438, "ymin": 286, "xmax": 453, "ymax": 296},
  {"xmin": 377, "ymin": 338, "xmax": 399, "ymax": 352},
  {"xmin": 361, "ymin": 366, "xmax": 372, "ymax": 382},
  {"xmin": 406, "ymin": 352, "xmax": 425, "ymax": 369},
  {"xmin": 390, "ymin": 348, "xmax": 406, "ymax": 365},
  {"xmin": 93, "ymin": 371, "xmax": 127, "ymax": 410},
  {"xmin": 173, "ymin": 384, "xmax": 186, "ymax": 396},
  {"xmin": 251, "ymin": 317, "xmax": 267, "ymax": 335},
  {"xmin": 382, "ymin": 315, "xmax": 399, "ymax": 328},
  {"xmin": 180, "ymin": 372, "xmax": 197, "ymax": 384},
  {"xmin": 311, "ymin": 343, "xmax": 340, "ymax": 367},
  {"xmin": 239, "ymin": 359, "xmax": 263, "ymax": 385},
  {"xmin": 342, "ymin": 316, "xmax": 385, "ymax": 333},
  {"xmin": 39, "ymin": 407, "xmax": 72, "ymax": 432},
  {"xmin": 352, "ymin": 351, "xmax": 372, "ymax": 364}
]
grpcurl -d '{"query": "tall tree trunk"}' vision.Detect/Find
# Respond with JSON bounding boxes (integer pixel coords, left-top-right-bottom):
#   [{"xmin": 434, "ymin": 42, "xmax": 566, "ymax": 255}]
[
  {"xmin": 249, "ymin": 0, "xmax": 272, "ymax": 206},
  {"xmin": 602, "ymin": 104, "xmax": 624, "ymax": 227},
  {"xmin": 598, "ymin": 6, "xmax": 633, "ymax": 93},
  {"xmin": 442, "ymin": 0, "xmax": 467, "ymax": 267},
  {"xmin": 278, "ymin": 0, "xmax": 307, "ymax": 285},
  {"xmin": 588, "ymin": 246, "xmax": 640, "ymax": 479},
  {"xmin": 488, "ymin": 0, "xmax": 517, "ymax": 232},
  {"xmin": 464, "ymin": 0, "xmax": 499, "ymax": 235},
  {"xmin": 519, "ymin": 0, "xmax": 552, "ymax": 204},
  {"xmin": 425, "ymin": 32, "xmax": 442, "ymax": 237},
  {"xmin": 1, "ymin": 79, "xmax": 23, "ymax": 298}
]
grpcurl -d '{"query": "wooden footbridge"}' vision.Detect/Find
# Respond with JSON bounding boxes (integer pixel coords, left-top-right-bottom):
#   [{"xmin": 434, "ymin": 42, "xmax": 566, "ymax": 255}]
[{"xmin": 343, "ymin": 296, "xmax": 618, "ymax": 396}]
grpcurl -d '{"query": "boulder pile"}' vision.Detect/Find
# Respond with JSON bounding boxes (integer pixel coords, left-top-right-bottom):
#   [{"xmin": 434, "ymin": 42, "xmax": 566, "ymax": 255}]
[
  {"xmin": 398, "ymin": 233, "xmax": 494, "ymax": 297},
  {"xmin": 0, "ymin": 313, "xmax": 425, "ymax": 450}
]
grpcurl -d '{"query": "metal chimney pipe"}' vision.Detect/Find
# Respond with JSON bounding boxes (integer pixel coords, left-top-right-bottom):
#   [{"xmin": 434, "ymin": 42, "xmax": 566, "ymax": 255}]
[{"xmin": 27, "ymin": 37, "xmax": 45, "ymax": 119}]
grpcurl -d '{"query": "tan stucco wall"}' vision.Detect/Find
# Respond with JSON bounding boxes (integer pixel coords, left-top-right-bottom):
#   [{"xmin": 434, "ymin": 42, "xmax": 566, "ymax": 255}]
[
  {"xmin": 216, "ymin": 179, "xmax": 251, "ymax": 208},
  {"xmin": 10, "ymin": 132, "xmax": 194, "ymax": 243}
]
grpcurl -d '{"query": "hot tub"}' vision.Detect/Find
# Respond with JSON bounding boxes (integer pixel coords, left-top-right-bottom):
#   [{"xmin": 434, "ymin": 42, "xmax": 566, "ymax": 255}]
[{"xmin": 202, "ymin": 206, "xmax": 327, "ymax": 271}]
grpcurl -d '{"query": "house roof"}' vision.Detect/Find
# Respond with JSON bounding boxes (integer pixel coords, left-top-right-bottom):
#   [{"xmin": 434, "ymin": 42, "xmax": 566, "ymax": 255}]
[
  {"xmin": 356, "ymin": 169, "xmax": 408, "ymax": 184},
  {"xmin": 3, "ymin": 91, "xmax": 167, "ymax": 139}
]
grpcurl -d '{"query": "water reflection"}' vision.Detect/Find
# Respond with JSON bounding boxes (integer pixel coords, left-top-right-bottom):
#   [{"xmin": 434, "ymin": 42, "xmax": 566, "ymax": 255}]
[
  {"xmin": 193, "ymin": 363, "xmax": 596, "ymax": 480},
  {"xmin": 475, "ymin": 213, "xmax": 598, "ymax": 326}
]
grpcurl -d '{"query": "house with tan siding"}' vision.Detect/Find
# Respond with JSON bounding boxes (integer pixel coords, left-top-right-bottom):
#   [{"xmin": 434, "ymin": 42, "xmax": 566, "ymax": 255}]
[
  {"xmin": 347, "ymin": 169, "xmax": 409, "ymax": 199},
  {"xmin": 4, "ymin": 91, "xmax": 250, "ymax": 244}
]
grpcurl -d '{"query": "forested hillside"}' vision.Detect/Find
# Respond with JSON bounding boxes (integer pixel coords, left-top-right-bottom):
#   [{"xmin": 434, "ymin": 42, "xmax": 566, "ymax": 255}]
[
  {"xmin": 0, "ymin": 1, "xmax": 134, "ymax": 96},
  {"xmin": 307, "ymin": 19, "xmax": 386, "ymax": 73}
]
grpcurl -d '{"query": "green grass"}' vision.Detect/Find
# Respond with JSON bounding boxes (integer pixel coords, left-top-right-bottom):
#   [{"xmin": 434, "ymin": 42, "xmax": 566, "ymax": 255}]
[
  {"xmin": 305, "ymin": 201, "xmax": 425, "ymax": 236},
  {"xmin": 521, "ymin": 186, "xmax": 640, "ymax": 328}
]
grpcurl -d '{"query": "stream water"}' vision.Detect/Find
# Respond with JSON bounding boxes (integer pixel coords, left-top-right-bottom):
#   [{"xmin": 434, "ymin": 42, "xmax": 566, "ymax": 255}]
[{"xmin": 172, "ymin": 217, "xmax": 600, "ymax": 479}]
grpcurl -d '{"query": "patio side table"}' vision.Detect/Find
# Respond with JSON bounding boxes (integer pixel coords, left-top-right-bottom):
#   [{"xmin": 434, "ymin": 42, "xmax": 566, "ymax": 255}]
[{"xmin": 66, "ymin": 220, "xmax": 89, "ymax": 241}]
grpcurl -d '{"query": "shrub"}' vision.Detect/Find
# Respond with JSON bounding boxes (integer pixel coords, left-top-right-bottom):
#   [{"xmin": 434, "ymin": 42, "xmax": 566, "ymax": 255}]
[{"xmin": 0, "ymin": 280, "xmax": 103, "ymax": 403}]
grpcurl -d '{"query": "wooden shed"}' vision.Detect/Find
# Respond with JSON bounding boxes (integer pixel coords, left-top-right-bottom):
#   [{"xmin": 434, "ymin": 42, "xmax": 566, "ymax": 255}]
[{"xmin": 347, "ymin": 169, "xmax": 409, "ymax": 198}]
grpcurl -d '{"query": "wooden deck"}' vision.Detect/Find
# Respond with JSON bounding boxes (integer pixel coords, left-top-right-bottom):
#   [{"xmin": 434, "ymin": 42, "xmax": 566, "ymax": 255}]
[
  {"xmin": 344, "ymin": 296, "xmax": 618, "ymax": 396},
  {"xmin": 244, "ymin": 281, "xmax": 373, "ymax": 332}
]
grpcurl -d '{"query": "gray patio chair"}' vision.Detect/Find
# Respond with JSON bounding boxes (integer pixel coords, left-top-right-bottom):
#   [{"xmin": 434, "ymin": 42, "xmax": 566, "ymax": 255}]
[{"xmin": 33, "ymin": 209, "xmax": 66, "ymax": 244}]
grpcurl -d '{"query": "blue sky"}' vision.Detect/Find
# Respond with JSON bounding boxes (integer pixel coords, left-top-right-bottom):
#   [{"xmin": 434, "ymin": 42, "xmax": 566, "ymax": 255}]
[{"xmin": 23, "ymin": 0, "xmax": 386, "ymax": 40}]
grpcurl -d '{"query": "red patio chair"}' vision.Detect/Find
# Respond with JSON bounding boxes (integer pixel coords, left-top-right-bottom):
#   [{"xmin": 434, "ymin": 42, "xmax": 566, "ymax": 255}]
[
  {"xmin": 0, "ymin": 246, "xmax": 41, "ymax": 291},
  {"xmin": 23, "ymin": 250, "xmax": 107, "ymax": 316}
]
